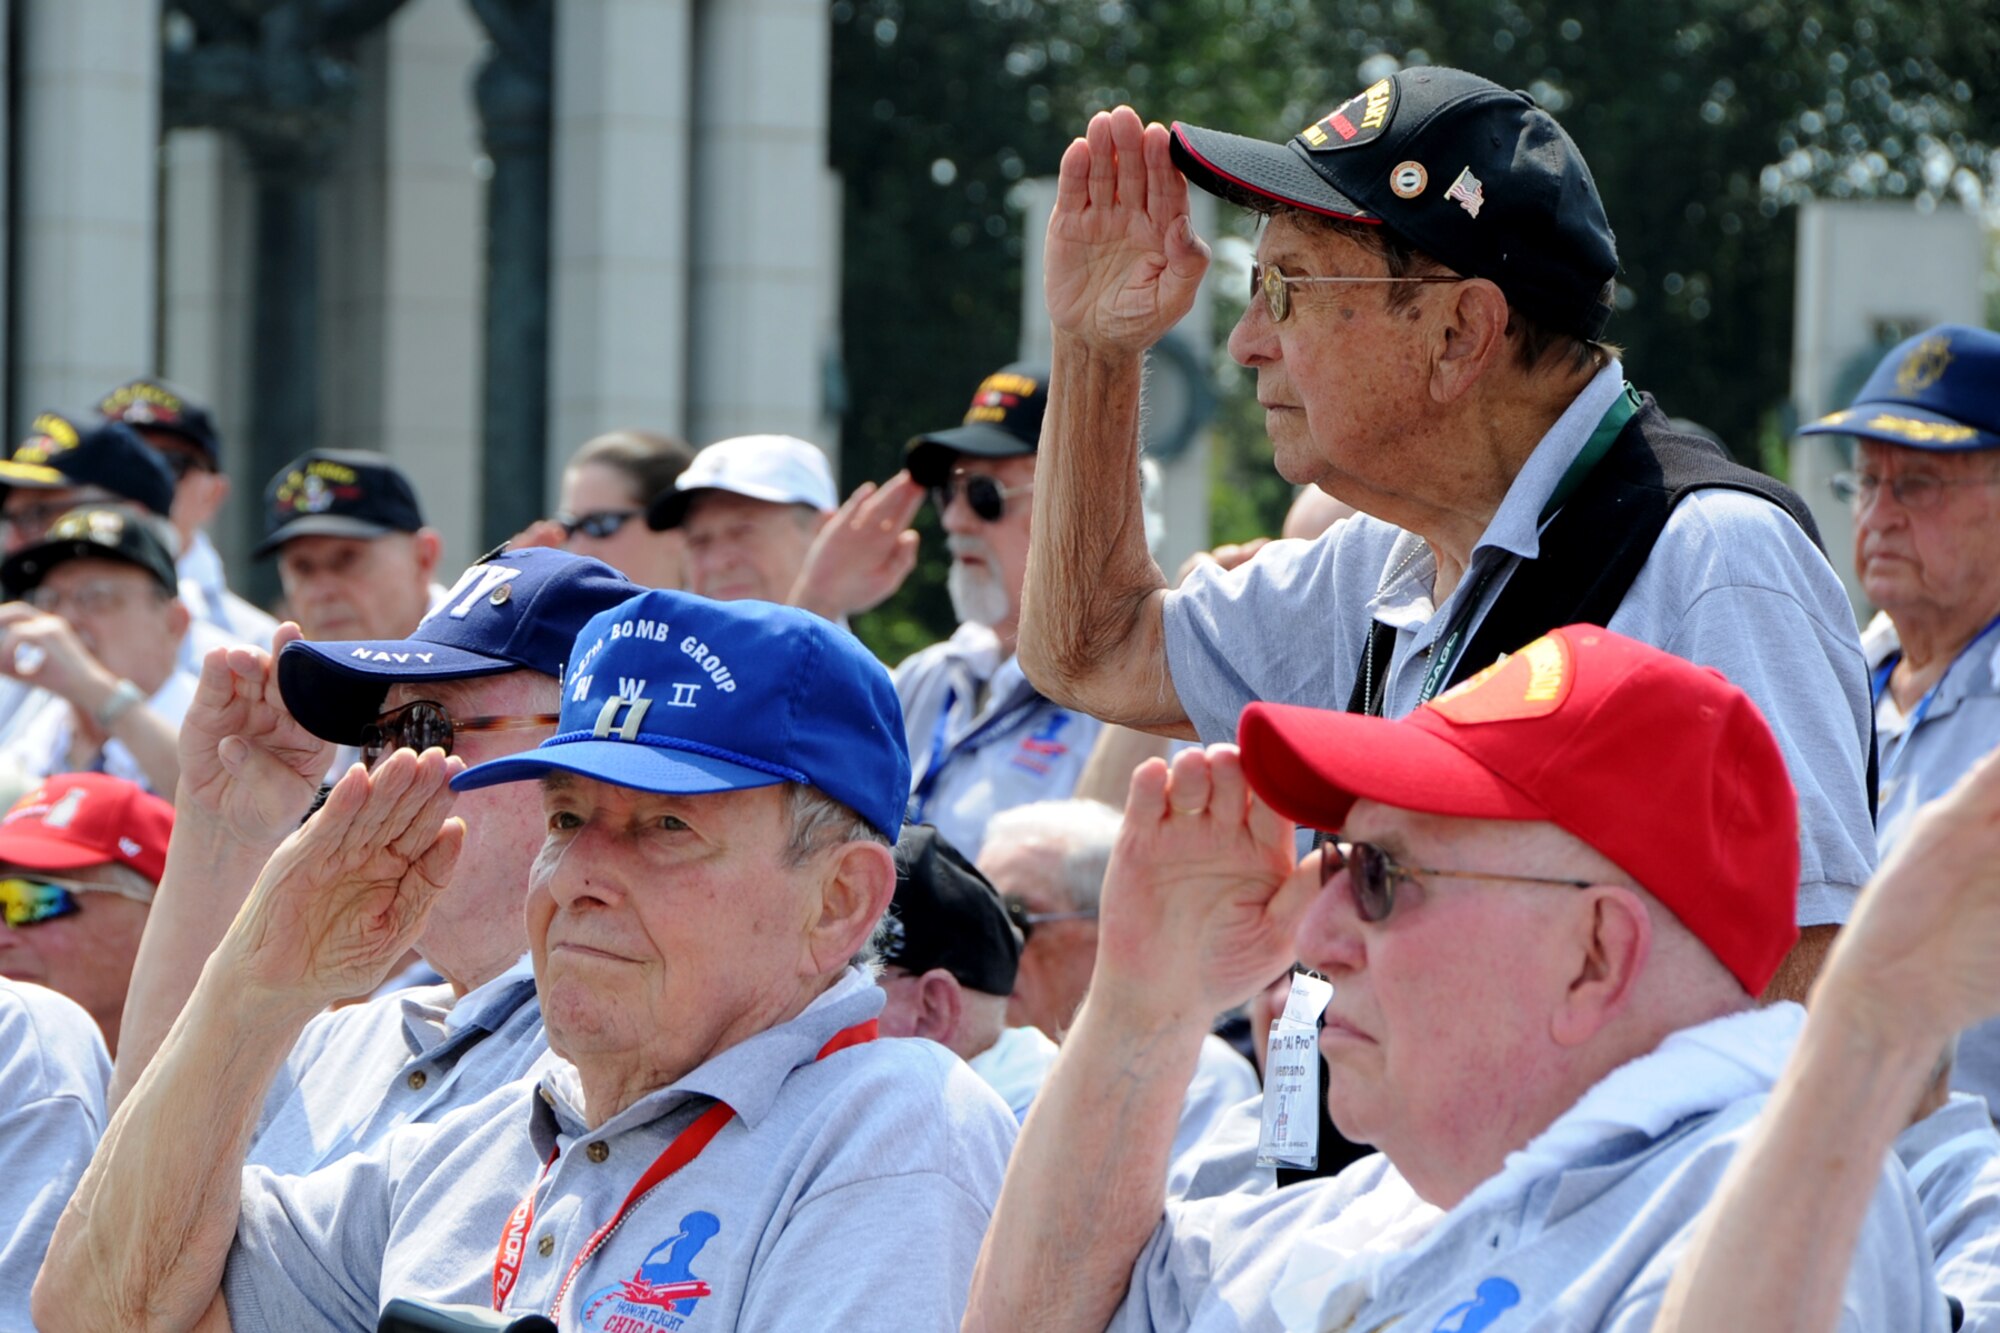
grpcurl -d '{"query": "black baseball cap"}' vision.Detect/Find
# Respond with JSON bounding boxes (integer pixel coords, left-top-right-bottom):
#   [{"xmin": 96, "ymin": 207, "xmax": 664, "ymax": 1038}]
[
  {"xmin": 1170, "ymin": 66, "xmax": 1618, "ymax": 341},
  {"xmin": 2, "ymin": 505, "xmax": 179, "ymax": 600},
  {"xmin": 883, "ymin": 824, "xmax": 1022, "ymax": 996},
  {"xmin": 0, "ymin": 414, "xmax": 177, "ymax": 518},
  {"xmin": 97, "ymin": 379, "xmax": 223, "ymax": 465},
  {"xmin": 905, "ymin": 363, "xmax": 1050, "ymax": 488},
  {"xmin": 255, "ymin": 449, "xmax": 428, "ymax": 558}
]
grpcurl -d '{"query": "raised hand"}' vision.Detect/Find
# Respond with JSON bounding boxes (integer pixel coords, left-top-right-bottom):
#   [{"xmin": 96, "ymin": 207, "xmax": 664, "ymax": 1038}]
[
  {"xmin": 176, "ymin": 623, "xmax": 334, "ymax": 847},
  {"xmin": 1096, "ymin": 744, "xmax": 1316, "ymax": 1023},
  {"xmin": 221, "ymin": 747, "xmax": 465, "ymax": 1013},
  {"xmin": 789, "ymin": 473, "xmax": 925, "ymax": 621},
  {"xmin": 0, "ymin": 602, "xmax": 118, "ymax": 705},
  {"xmin": 1044, "ymin": 106, "xmax": 1213, "ymax": 351},
  {"xmin": 1818, "ymin": 742, "xmax": 2000, "ymax": 1045}
]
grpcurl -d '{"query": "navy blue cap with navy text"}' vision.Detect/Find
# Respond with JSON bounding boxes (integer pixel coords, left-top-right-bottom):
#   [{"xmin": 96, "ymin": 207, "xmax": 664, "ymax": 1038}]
[{"xmin": 452, "ymin": 589, "xmax": 911, "ymax": 842}]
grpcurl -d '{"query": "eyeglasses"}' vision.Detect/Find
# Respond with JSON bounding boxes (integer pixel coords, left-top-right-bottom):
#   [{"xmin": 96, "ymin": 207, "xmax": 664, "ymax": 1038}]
[
  {"xmin": 1250, "ymin": 262, "xmax": 1462, "ymax": 324},
  {"xmin": 25, "ymin": 579, "xmax": 163, "ymax": 618},
  {"xmin": 1316, "ymin": 837, "xmax": 1595, "ymax": 924},
  {"xmin": 359, "ymin": 699, "xmax": 561, "ymax": 768},
  {"xmin": 1002, "ymin": 894, "xmax": 1097, "ymax": 943},
  {"xmin": 0, "ymin": 877, "xmax": 82, "ymax": 928},
  {"xmin": 1829, "ymin": 471, "xmax": 2000, "ymax": 513},
  {"xmin": 929, "ymin": 471, "xmax": 1034, "ymax": 523},
  {"xmin": 556, "ymin": 508, "xmax": 643, "ymax": 540}
]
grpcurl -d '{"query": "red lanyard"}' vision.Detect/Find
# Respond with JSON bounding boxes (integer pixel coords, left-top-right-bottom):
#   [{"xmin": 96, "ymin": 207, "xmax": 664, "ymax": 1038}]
[{"xmin": 492, "ymin": 1018, "xmax": 878, "ymax": 1316}]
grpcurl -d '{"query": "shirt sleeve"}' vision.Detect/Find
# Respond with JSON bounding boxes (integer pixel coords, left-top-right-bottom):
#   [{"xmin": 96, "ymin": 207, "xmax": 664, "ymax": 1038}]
[{"xmin": 223, "ymin": 1143, "xmax": 399, "ymax": 1331}]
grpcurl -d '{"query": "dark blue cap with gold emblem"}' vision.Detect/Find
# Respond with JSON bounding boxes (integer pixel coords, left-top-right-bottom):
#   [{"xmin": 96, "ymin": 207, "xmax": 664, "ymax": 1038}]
[
  {"xmin": 0, "ymin": 414, "xmax": 176, "ymax": 517},
  {"xmin": 1798, "ymin": 324, "xmax": 2000, "ymax": 453},
  {"xmin": 905, "ymin": 362, "xmax": 1049, "ymax": 488},
  {"xmin": 1169, "ymin": 65, "xmax": 1618, "ymax": 341},
  {"xmin": 255, "ymin": 448, "xmax": 427, "ymax": 558}
]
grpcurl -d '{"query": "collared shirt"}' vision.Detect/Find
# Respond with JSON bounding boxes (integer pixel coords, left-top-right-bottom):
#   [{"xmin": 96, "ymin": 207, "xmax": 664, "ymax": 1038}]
[
  {"xmin": 0, "ymin": 668, "xmax": 199, "ymax": 794},
  {"xmin": 224, "ymin": 968, "xmax": 1017, "ymax": 1331},
  {"xmin": 178, "ymin": 530, "xmax": 280, "ymax": 672},
  {"xmin": 1163, "ymin": 360, "xmax": 1876, "ymax": 928},
  {"xmin": 0, "ymin": 979, "xmax": 110, "ymax": 1329},
  {"xmin": 895, "ymin": 622, "xmax": 1104, "ymax": 857},
  {"xmin": 1897, "ymin": 1092, "xmax": 2000, "ymax": 1332},
  {"xmin": 249, "ymin": 953, "xmax": 548, "ymax": 1175},
  {"xmin": 1108, "ymin": 1006, "xmax": 1945, "ymax": 1333}
]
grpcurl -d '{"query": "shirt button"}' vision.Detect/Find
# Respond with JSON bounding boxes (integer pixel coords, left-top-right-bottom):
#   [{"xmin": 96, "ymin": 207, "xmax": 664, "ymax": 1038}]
[
  {"xmin": 586, "ymin": 1141, "xmax": 609, "ymax": 1163},
  {"xmin": 406, "ymin": 1070, "xmax": 428, "ymax": 1091},
  {"xmin": 537, "ymin": 1234, "xmax": 556, "ymax": 1259}
]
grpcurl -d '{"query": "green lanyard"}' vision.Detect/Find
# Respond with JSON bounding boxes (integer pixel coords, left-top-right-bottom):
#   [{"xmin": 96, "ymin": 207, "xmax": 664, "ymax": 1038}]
[{"xmin": 1412, "ymin": 382, "xmax": 1642, "ymax": 703}]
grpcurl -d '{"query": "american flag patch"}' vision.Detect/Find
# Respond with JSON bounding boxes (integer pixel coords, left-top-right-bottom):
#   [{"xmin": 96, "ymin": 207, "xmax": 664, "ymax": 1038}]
[{"xmin": 1445, "ymin": 167, "xmax": 1485, "ymax": 218}]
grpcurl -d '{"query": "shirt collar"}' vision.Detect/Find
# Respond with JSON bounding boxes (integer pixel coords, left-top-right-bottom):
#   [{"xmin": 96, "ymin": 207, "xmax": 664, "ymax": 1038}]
[
  {"xmin": 442, "ymin": 952, "xmax": 538, "ymax": 1038},
  {"xmin": 1471, "ymin": 358, "xmax": 1626, "ymax": 565}
]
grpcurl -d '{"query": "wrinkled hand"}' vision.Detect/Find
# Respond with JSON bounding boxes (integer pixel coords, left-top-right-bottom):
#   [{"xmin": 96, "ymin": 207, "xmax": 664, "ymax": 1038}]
[
  {"xmin": 1044, "ymin": 107, "xmax": 1212, "ymax": 352},
  {"xmin": 0, "ymin": 602, "xmax": 117, "ymax": 705},
  {"xmin": 1176, "ymin": 537, "xmax": 1270, "ymax": 586},
  {"xmin": 177, "ymin": 623, "xmax": 335, "ymax": 847},
  {"xmin": 789, "ymin": 473, "xmax": 924, "ymax": 620},
  {"xmin": 1818, "ymin": 743, "xmax": 2000, "ymax": 1046},
  {"xmin": 1095, "ymin": 745, "xmax": 1315, "ymax": 1024},
  {"xmin": 221, "ymin": 747, "xmax": 465, "ymax": 1013}
]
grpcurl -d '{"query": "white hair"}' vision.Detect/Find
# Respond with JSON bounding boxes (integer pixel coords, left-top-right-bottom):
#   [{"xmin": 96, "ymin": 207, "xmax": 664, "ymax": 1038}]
[
  {"xmin": 979, "ymin": 799, "xmax": 1123, "ymax": 911},
  {"xmin": 781, "ymin": 783, "xmax": 893, "ymax": 975}
]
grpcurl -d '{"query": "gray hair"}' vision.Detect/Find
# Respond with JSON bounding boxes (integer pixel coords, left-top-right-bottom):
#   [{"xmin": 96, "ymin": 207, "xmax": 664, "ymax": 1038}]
[
  {"xmin": 979, "ymin": 799, "xmax": 1123, "ymax": 911},
  {"xmin": 781, "ymin": 783, "xmax": 893, "ymax": 974}
]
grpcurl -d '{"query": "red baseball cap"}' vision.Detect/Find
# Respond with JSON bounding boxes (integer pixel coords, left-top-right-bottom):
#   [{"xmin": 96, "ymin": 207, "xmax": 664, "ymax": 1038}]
[
  {"xmin": 1237, "ymin": 626, "xmax": 1799, "ymax": 994},
  {"xmin": 0, "ymin": 774, "xmax": 173, "ymax": 889}
]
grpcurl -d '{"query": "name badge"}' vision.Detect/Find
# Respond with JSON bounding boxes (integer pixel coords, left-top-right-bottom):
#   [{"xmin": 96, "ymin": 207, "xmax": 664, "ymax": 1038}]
[{"xmin": 1257, "ymin": 972, "xmax": 1333, "ymax": 1170}]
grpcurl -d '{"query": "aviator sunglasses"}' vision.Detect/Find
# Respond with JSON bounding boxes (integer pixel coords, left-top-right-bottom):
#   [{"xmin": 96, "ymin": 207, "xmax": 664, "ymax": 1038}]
[
  {"xmin": 360, "ymin": 699, "xmax": 562, "ymax": 768},
  {"xmin": 928, "ymin": 470, "xmax": 1034, "ymax": 523},
  {"xmin": 1002, "ymin": 894, "xmax": 1097, "ymax": 943},
  {"xmin": 0, "ymin": 877, "xmax": 83, "ymax": 928},
  {"xmin": 1317, "ymin": 837, "xmax": 1595, "ymax": 924}
]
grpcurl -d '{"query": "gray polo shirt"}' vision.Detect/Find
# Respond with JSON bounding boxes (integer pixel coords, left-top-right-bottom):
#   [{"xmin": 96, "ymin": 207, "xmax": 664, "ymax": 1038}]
[
  {"xmin": 1163, "ymin": 362, "xmax": 1875, "ymax": 928},
  {"xmin": 1898, "ymin": 1092, "xmax": 2000, "ymax": 1332},
  {"xmin": 0, "ymin": 980, "xmax": 110, "ymax": 1328},
  {"xmin": 249, "ymin": 953, "xmax": 548, "ymax": 1173},
  {"xmin": 225, "ymin": 968, "xmax": 1017, "ymax": 1330}
]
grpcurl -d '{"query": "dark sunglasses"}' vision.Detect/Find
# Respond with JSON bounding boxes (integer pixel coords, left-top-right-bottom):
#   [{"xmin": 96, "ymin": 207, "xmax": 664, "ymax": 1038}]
[
  {"xmin": 1002, "ymin": 894, "xmax": 1097, "ymax": 943},
  {"xmin": 0, "ymin": 877, "xmax": 81, "ymax": 928},
  {"xmin": 928, "ymin": 471, "xmax": 1034, "ymax": 523},
  {"xmin": 359, "ymin": 699, "xmax": 561, "ymax": 768},
  {"xmin": 1317, "ymin": 837, "xmax": 1595, "ymax": 924},
  {"xmin": 557, "ymin": 508, "xmax": 644, "ymax": 539}
]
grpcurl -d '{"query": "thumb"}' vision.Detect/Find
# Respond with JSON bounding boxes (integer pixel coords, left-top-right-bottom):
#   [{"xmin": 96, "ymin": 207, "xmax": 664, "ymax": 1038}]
[{"xmin": 1166, "ymin": 214, "xmax": 1213, "ymax": 275}]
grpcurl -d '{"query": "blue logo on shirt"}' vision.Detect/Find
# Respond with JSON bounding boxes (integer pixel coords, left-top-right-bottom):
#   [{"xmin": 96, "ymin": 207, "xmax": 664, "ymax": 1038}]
[
  {"xmin": 1431, "ymin": 1277, "xmax": 1521, "ymax": 1332},
  {"xmin": 580, "ymin": 1210, "xmax": 720, "ymax": 1331}
]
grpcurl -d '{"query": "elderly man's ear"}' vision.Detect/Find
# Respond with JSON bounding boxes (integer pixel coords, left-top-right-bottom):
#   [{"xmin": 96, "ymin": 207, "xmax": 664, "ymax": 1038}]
[
  {"xmin": 1550, "ymin": 887, "xmax": 1653, "ymax": 1048},
  {"xmin": 1427, "ymin": 279, "xmax": 1513, "ymax": 405},
  {"xmin": 805, "ymin": 839, "xmax": 898, "ymax": 975},
  {"xmin": 903, "ymin": 969, "xmax": 966, "ymax": 1045}
]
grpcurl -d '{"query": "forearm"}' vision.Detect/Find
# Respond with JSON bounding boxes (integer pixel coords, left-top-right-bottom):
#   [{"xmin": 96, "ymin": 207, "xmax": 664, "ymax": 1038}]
[
  {"xmin": 109, "ymin": 703, "xmax": 183, "ymax": 805},
  {"xmin": 37, "ymin": 957, "xmax": 313, "ymax": 1332},
  {"xmin": 1652, "ymin": 994, "xmax": 1936, "ymax": 1333},
  {"xmin": 965, "ymin": 982, "xmax": 1208, "ymax": 1333},
  {"xmin": 1019, "ymin": 335, "xmax": 1184, "ymax": 732},
  {"xmin": 111, "ymin": 813, "xmax": 286, "ymax": 1108}
]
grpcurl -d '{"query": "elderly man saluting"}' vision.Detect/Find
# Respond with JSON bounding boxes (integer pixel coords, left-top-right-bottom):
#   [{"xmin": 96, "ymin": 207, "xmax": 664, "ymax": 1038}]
[
  {"xmin": 38, "ymin": 591, "xmax": 1016, "ymax": 1331},
  {"xmin": 967, "ymin": 626, "xmax": 1944, "ymax": 1332}
]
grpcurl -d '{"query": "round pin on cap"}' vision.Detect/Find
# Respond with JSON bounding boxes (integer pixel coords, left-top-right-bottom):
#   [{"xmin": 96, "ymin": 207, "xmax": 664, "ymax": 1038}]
[{"xmin": 1389, "ymin": 161, "xmax": 1427, "ymax": 199}]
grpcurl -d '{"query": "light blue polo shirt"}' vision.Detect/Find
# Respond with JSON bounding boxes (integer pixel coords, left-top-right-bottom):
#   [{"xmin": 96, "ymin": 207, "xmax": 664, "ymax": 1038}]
[{"xmin": 1899, "ymin": 1092, "xmax": 2000, "ymax": 1332}]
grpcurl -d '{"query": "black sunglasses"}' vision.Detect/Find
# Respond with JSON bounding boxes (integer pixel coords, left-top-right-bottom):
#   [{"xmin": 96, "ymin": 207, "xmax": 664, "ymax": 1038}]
[
  {"xmin": 1317, "ymin": 837, "xmax": 1595, "ymax": 924},
  {"xmin": 1001, "ymin": 894, "xmax": 1097, "ymax": 943},
  {"xmin": 928, "ymin": 471, "xmax": 1033, "ymax": 523},
  {"xmin": 359, "ymin": 699, "xmax": 561, "ymax": 768},
  {"xmin": 557, "ymin": 508, "xmax": 644, "ymax": 539}
]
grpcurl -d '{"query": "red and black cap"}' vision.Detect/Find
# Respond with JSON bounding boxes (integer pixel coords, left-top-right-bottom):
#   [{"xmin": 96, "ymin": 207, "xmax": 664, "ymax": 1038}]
[
  {"xmin": 1170, "ymin": 65, "xmax": 1618, "ymax": 341},
  {"xmin": 905, "ymin": 363, "xmax": 1049, "ymax": 488}
]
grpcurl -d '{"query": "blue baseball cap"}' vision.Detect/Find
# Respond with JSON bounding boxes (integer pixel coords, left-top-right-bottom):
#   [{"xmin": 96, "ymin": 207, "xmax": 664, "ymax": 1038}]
[
  {"xmin": 277, "ymin": 548, "xmax": 640, "ymax": 744},
  {"xmin": 1799, "ymin": 324, "xmax": 2000, "ymax": 453},
  {"xmin": 451, "ymin": 590, "xmax": 911, "ymax": 842}
]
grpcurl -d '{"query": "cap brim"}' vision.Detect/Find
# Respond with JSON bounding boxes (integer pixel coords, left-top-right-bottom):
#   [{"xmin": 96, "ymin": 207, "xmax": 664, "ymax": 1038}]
[
  {"xmin": 0, "ymin": 461, "xmax": 73, "ymax": 490},
  {"xmin": 451, "ymin": 737, "xmax": 793, "ymax": 797},
  {"xmin": 1237, "ymin": 701, "xmax": 1547, "ymax": 831},
  {"xmin": 1169, "ymin": 122, "xmax": 1375, "ymax": 221},
  {"xmin": 904, "ymin": 426, "xmax": 1036, "ymax": 486},
  {"xmin": 0, "ymin": 831, "xmax": 115, "ymax": 873},
  {"xmin": 647, "ymin": 481, "xmax": 832, "ymax": 532},
  {"xmin": 0, "ymin": 541, "xmax": 175, "ymax": 600},
  {"xmin": 252, "ymin": 515, "xmax": 397, "ymax": 558},
  {"xmin": 1797, "ymin": 400, "xmax": 2000, "ymax": 452},
  {"xmin": 277, "ymin": 639, "xmax": 525, "ymax": 744}
]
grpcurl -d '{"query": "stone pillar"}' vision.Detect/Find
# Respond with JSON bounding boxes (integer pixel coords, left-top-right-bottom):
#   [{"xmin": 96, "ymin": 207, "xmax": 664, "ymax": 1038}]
[
  {"xmin": 11, "ymin": 0, "xmax": 161, "ymax": 432},
  {"xmin": 685, "ymin": 0, "xmax": 837, "ymax": 456},
  {"xmin": 546, "ymin": 0, "xmax": 694, "ymax": 499}
]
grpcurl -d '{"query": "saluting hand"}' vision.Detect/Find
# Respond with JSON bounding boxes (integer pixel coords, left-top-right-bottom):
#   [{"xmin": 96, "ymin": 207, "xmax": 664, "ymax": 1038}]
[
  {"xmin": 176, "ymin": 622, "xmax": 334, "ymax": 847},
  {"xmin": 790, "ymin": 472, "xmax": 925, "ymax": 621}
]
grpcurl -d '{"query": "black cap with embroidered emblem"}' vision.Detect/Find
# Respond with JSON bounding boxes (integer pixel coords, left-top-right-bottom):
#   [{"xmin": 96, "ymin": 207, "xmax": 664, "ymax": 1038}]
[
  {"xmin": 1, "ymin": 504, "xmax": 180, "ymax": 600},
  {"xmin": 254, "ymin": 448, "xmax": 428, "ymax": 558},
  {"xmin": 1169, "ymin": 65, "xmax": 1619, "ymax": 341},
  {"xmin": 97, "ymin": 378, "xmax": 223, "ymax": 465},
  {"xmin": 0, "ymin": 413, "xmax": 177, "ymax": 518},
  {"xmin": 905, "ymin": 362, "xmax": 1050, "ymax": 488}
]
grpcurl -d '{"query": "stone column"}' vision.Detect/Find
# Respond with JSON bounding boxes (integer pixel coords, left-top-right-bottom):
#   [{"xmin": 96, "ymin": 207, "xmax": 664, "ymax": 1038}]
[
  {"xmin": 546, "ymin": 0, "xmax": 694, "ymax": 498},
  {"xmin": 11, "ymin": 0, "xmax": 162, "ymax": 432}
]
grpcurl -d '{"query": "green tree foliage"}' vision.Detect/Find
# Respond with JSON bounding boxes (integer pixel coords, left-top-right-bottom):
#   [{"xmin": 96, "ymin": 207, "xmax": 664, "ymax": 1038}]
[{"xmin": 831, "ymin": 0, "xmax": 2000, "ymax": 657}]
